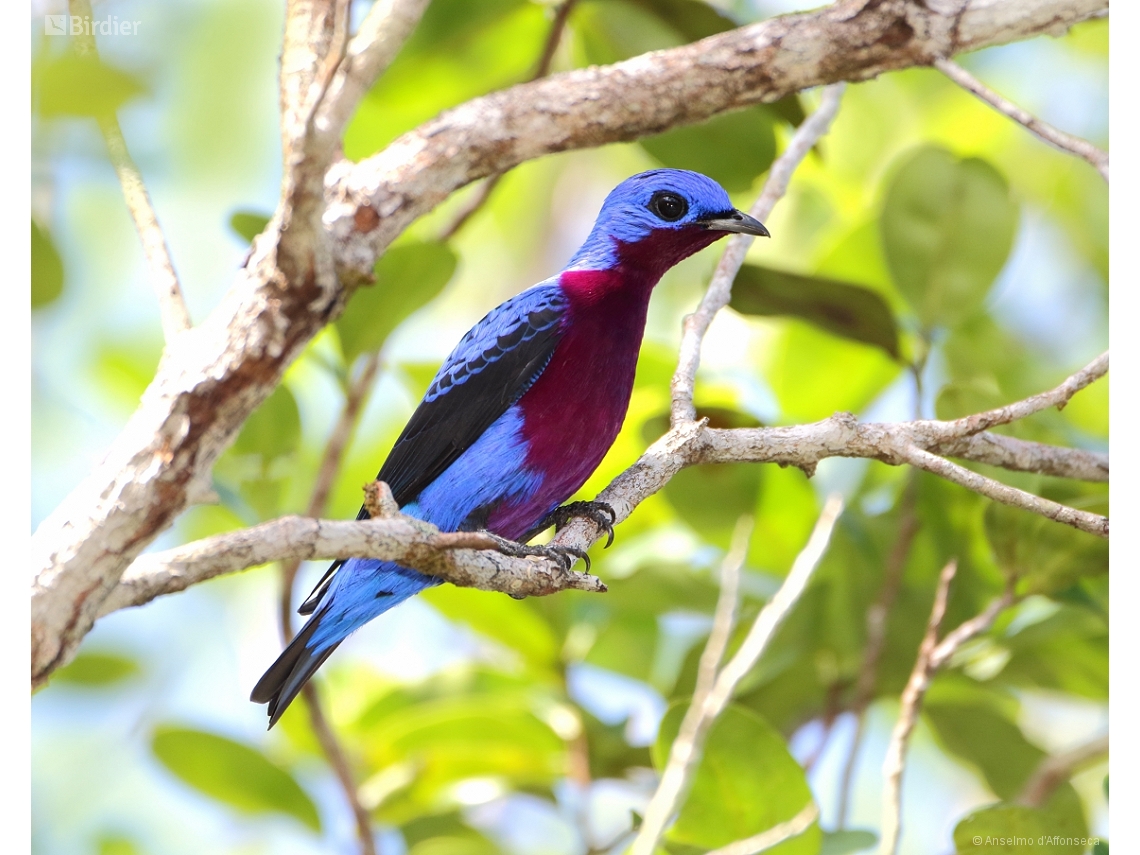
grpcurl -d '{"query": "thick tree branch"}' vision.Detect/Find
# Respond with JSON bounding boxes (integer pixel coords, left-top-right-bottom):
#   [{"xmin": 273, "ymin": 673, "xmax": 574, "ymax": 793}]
[
  {"xmin": 671, "ymin": 83, "xmax": 846, "ymax": 426},
  {"xmin": 31, "ymin": 0, "xmax": 1106, "ymax": 687},
  {"xmin": 933, "ymin": 57, "xmax": 1108, "ymax": 181},
  {"xmin": 96, "ymin": 489, "xmax": 606, "ymax": 619},
  {"xmin": 67, "ymin": 0, "xmax": 191, "ymax": 341},
  {"xmin": 330, "ymin": 0, "xmax": 1106, "ymax": 282}
]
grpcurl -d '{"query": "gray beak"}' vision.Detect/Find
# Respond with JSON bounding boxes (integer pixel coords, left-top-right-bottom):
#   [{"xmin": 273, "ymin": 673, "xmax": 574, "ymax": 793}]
[{"xmin": 698, "ymin": 209, "xmax": 770, "ymax": 238}]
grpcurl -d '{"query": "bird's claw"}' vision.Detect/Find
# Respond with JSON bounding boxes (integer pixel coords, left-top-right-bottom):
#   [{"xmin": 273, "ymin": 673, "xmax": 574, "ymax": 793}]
[
  {"xmin": 539, "ymin": 500, "xmax": 617, "ymax": 549},
  {"xmin": 481, "ymin": 532, "xmax": 592, "ymax": 572}
]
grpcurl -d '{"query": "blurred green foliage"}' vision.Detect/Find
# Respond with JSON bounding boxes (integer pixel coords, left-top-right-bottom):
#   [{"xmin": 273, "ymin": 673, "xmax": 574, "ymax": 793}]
[
  {"xmin": 151, "ymin": 726, "xmax": 322, "ymax": 831},
  {"xmin": 31, "ymin": 1, "xmax": 1108, "ymax": 854}
]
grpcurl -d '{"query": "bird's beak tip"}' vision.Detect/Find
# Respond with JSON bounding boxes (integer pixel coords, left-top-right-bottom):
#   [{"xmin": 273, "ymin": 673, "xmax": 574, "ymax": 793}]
[{"xmin": 700, "ymin": 209, "xmax": 770, "ymax": 238}]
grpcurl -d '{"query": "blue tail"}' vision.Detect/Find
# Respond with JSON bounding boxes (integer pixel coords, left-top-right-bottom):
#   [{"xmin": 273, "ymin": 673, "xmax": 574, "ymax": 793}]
[{"xmin": 250, "ymin": 559, "xmax": 438, "ymax": 727}]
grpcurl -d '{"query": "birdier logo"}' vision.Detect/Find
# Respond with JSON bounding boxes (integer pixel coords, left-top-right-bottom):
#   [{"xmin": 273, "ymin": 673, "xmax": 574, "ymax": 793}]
[{"xmin": 44, "ymin": 14, "xmax": 141, "ymax": 36}]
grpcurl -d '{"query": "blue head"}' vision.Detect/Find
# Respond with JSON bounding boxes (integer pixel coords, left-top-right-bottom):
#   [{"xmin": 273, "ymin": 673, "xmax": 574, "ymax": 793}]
[{"xmin": 567, "ymin": 169, "xmax": 769, "ymax": 275}]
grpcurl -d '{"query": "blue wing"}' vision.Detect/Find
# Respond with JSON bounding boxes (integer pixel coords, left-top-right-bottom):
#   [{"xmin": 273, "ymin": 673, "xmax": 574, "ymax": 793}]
[
  {"xmin": 295, "ymin": 281, "xmax": 567, "ymax": 617},
  {"xmin": 378, "ymin": 282, "xmax": 568, "ymax": 506}
]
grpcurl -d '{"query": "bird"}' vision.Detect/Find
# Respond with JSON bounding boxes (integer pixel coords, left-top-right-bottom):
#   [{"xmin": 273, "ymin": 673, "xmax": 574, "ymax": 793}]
[{"xmin": 251, "ymin": 168, "xmax": 769, "ymax": 727}]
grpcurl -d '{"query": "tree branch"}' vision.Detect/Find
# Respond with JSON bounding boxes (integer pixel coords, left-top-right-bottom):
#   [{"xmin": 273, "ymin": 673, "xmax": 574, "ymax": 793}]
[
  {"xmin": 1017, "ymin": 734, "xmax": 1109, "ymax": 808},
  {"xmin": 312, "ymin": 0, "xmax": 433, "ymax": 158},
  {"xmin": 96, "ymin": 484, "xmax": 605, "ymax": 619},
  {"xmin": 703, "ymin": 802, "xmax": 820, "ymax": 855},
  {"xmin": 548, "ymin": 352, "xmax": 1108, "ymax": 565},
  {"xmin": 629, "ymin": 497, "xmax": 842, "ymax": 855},
  {"xmin": 837, "ymin": 473, "xmax": 920, "ymax": 826},
  {"xmin": 933, "ymin": 57, "xmax": 1108, "ymax": 181},
  {"xmin": 936, "ymin": 432, "xmax": 1107, "ymax": 482},
  {"xmin": 878, "ymin": 563, "xmax": 1018, "ymax": 855},
  {"xmin": 671, "ymin": 83, "xmax": 846, "ymax": 426},
  {"xmin": 274, "ymin": 354, "xmax": 383, "ymax": 855},
  {"xmin": 895, "ymin": 444, "xmax": 1106, "ymax": 537},
  {"xmin": 67, "ymin": 0, "xmax": 191, "ymax": 341},
  {"xmin": 436, "ymin": 0, "xmax": 580, "ymax": 241},
  {"xmin": 31, "ymin": 0, "xmax": 1107, "ymax": 687},
  {"xmin": 65, "ymin": 352, "xmax": 1104, "ymax": 652}
]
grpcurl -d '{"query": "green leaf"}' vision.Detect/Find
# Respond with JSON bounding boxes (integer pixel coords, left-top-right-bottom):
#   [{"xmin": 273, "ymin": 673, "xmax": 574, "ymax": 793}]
[
  {"xmin": 232, "ymin": 383, "xmax": 302, "ymax": 461},
  {"xmin": 53, "ymin": 651, "xmax": 140, "ymax": 687},
  {"xmin": 985, "ymin": 497, "xmax": 1108, "ymax": 595},
  {"xmin": 626, "ymin": 0, "xmax": 739, "ymax": 41},
  {"xmin": 880, "ymin": 146, "xmax": 1018, "ymax": 328},
  {"xmin": 731, "ymin": 263, "xmax": 900, "ymax": 358},
  {"xmin": 653, "ymin": 703, "xmax": 818, "ymax": 852},
  {"xmin": 151, "ymin": 726, "xmax": 321, "ymax": 831},
  {"xmin": 402, "ymin": 811, "xmax": 501, "ymax": 854},
  {"xmin": 935, "ymin": 377, "xmax": 1005, "ymax": 420},
  {"xmin": 999, "ymin": 605, "xmax": 1107, "ymax": 698},
  {"xmin": 821, "ymin": 829, "xmax": 877, "ymax": 854},
  {"xmin": 358, "ymin": 693, "xmax": 565, "ymax": 822},
  {"xmin": 32, "ymin": 220, "xmax": 65, "ymax": 308},
  {"xmin": 924, "ymin": 701, "xmax": 1044, "ymax": 800},
  {"xmin": 663, "ymin": 462, "xmax": 761, "ymax": 547},
  {"xmin": 421, "ymin": 585, "xmax": 561, "ymax": 669},
  {"xmin": 229, "ymin": 210, "xmax": 271, "ymax": 243},
  {"xmin": 96, "ymin": 835, "xmax": 142, "ymax": 855},
  {"xmin": 640, "ymin": 107, "xmax": 776, "ymax": 193},
  {"xmin": 35, "ymin": 52, "xmax": 147, "ymax": 117},
  {"xmin": 337, "ymin": 241, "xmax": 458, "ymax": 363},
  {"xmin": 764, "ymin": 319, "xmax": 902, "ymax": 422},
  {"xmin": 953, "ymin": 802, "xmax": 1086, "ymax": 854}
]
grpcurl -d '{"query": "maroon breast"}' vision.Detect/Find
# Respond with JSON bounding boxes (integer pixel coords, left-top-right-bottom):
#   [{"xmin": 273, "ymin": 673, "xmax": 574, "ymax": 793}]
[{"xmin": 485, "ymin": 267, "xmax": 654, "ymax": 538}]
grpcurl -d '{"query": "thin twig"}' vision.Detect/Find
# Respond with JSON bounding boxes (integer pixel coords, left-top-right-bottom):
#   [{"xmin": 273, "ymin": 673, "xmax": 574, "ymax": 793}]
[
  {"xmin": 704, "ymin": 802, "xmax": 820, "ymax": 855},
  {"xmin": 896, "ymin": 444, "xmax": 1107, "ymax": 538},
  {"xmin": 279, "ymin": 353, "xmax": 382, "ymax": 637},
  {"xmin": 919, "ymin": 353, "xmax": 1108, "ymax": 442},
  {"xmin": 274, "ymin": 353, "xmax": 382, "ymax": 855},
  {"xmin": 312, "ymin": 0, "xmax": 433, "ymax": 154},
  {"xmin": 630, "ymin": 497, "xmax": 842, "ymax": 855},
  {"xmin": 670, "ymin": 83, "xmax": 846, "ymax": 426},
  {"xmin": 879, "ymin": 567, "xmax": 1017, "ymax": 855},
  {"xmin": 67, "ymin": 0, "xmax": 191, "ymax": 341},
  {"xmin": 934, "ymin": 57, "xmax": 1108, "ymax": 182},
  {"xmin": 629, "ymin": 520, "xmax": 750, "ymax": 855},
  {"xmin": 837, "ymin": 473, "xmax": 919, "ymax": 826},
  {"xmin": 437, "ymin": 0, "xmax": 579, "ymax": 240},
  {"xmin": 938, "ymin": 432, "xmax": 1107, "ymax": 482},
  {"xmin": 1017, "ymin": 734, "xmax": 1108, "ymax": 808}
]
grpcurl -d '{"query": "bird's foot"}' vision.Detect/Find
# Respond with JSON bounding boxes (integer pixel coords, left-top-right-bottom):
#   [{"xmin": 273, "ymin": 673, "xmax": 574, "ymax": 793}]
[
  {"xmin": 480, "ymin": 531, "xmax": 593, "ymax": 573},
  {"xmin": 534, "ymin": 501, "xmax": 617, "ymax": 548}
]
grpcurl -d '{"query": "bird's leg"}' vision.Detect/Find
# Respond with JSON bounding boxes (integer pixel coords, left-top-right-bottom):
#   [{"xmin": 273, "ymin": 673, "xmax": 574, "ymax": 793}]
[
  {"xmin": 526, "ymin": 501, "xmax": 617, "ymax": 548},
  {"xmin": 478, "ymin": 531, "xmax": 593, "ymax": 573}
]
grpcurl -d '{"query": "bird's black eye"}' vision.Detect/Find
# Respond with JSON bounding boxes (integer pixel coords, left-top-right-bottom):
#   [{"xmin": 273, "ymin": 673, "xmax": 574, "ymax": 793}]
[{"xmin": 647, "ymin": 191, "xmax": 688, "ymax": 222}]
